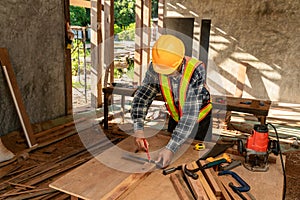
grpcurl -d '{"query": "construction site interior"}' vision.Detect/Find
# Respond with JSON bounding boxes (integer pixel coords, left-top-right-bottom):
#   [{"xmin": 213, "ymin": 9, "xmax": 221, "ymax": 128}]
[{"xmin": 0, "ymin": 0, "xmax": 299, "ymax": 200}]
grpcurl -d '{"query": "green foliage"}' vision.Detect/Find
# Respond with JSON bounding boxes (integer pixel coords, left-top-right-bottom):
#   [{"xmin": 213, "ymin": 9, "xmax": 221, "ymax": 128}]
[
  {"xmin": 114, "ymin": 0, "xmax": 135, "ymax": 30},
  {"xmin": 70, "ymin": 6, "xmax": 90, "ymax": 26},
  {"xmin": 114, "ymin": 24, "xmax": 123, "ymax": 34},
  {"xmin": 116, "ymin": 23, "xmax": 135, "ymax": 41},
  {"xmin": 152, "ymin": 0, "xmax": 158, "ymax": 18},
  {"xmin": 71, "ymin": 39, "xmax": 91, "ymax": 76}
]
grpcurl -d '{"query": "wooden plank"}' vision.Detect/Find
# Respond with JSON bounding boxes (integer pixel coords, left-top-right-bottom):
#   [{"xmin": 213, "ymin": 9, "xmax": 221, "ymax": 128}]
[
  {"xmin": 90, "ymin": 0, "xmax": 103, "ymax": 107},
  {"xmin": 218, "ymin": 175, "xmax": 242, "ymax": 200},
  {"xmin": 0, "ymin": 48, "xmax": 37, "ymax": 147},
  {"xmin": 212, "ymin": 95, "xmax": 271, "ymax": 117},
  {"xmin": 50, "ymin": 130, "xmax": 169, "ymax": 199},
  {"xmin": 191, "ymin": 162, "xmax": 217, "ymax": 200},
  {"xmin": 70, "ymin": 0, "xmax": 91, "ymax": 8},
  {"xmin": 207, "ymin": 168, "xmax": 231, "ymax": 200},
  {"xmin": 183, "ymin": 164, "xmax": 208, "ymax": 200},
  {"xmin": 102, "ymin": 168, "xmax": 155, "ymax": 200},
  {"xmin": 134, "ymin": 0, "xmax": 143, "ymax": 85},
  {"xmin": 199, "ymin": 160, "xmax": 222, "ymax": 197},
  {"xmin": 170, "ymin": 173, "xmax": 194, "ymax": 200}
]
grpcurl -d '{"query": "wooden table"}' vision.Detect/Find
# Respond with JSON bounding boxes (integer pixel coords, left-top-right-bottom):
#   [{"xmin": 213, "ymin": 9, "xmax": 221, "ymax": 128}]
[
  {"xmin": 102, "ymin": 87, "xmax": 137, "ymax": 129},
  {"xmin": 212, "ymin": 95, "xmax": 271, "ymax": 124},
  {"xmin": 102, "ymin": 87, "xmax": 271, "ymax": 129},
  {"xmin": 49, "ymin": 128, "xmax": 284, "ymax": 200}
]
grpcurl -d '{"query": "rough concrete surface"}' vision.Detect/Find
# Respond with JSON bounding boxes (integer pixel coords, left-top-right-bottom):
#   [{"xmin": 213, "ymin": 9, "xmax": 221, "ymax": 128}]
[
  {"xmin": 166, "ymin": 0, "xmax": 300, "ymax": 103},
  {"xmin": 0, "ymin": 0, "xmax": 66, "ymax": 135}
]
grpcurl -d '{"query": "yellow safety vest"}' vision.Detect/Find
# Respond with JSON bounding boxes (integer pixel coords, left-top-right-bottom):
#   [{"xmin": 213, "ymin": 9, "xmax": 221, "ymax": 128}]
[{"xmin": 159, "ymin": 57, "xmax": 212, "ymax": 122}]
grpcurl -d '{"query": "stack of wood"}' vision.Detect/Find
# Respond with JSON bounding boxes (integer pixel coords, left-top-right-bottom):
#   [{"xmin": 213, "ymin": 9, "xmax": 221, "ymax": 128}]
[
  {"xmin": 169, "ymin": 160, "xmax": 253, "ymax": 200},
  {"xmin": 0, "ymin": 118, "xmax": 125, "ymax": 199}
]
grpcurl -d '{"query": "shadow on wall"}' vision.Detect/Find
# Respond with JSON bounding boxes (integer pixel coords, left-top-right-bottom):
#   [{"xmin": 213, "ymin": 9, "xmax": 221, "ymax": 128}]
[{"xmin": 165, "ymin": 0, "xmax": 299, "ymax": 103}]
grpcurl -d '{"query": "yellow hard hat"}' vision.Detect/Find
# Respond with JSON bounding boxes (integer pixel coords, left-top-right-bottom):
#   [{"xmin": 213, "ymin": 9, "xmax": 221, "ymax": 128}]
[{"xmin": 152, "ymin": 35, "xmax": 185, "ymax": 75}]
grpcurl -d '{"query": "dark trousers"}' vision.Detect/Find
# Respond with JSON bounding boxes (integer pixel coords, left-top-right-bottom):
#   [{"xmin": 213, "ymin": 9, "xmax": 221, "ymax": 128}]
[{"xmin": 167, "ymin": 111, "xmax": 212, "ymax": 141}]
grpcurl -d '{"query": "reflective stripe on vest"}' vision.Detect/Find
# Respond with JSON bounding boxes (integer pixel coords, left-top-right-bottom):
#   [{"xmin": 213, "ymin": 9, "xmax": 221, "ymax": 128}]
[{"xmin": 159, "ymin": 57, "xmax": 212, "ymax": 122}]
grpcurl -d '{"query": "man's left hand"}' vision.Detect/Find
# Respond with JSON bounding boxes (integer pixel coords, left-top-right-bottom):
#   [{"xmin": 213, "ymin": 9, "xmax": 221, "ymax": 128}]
[{"xmin": 155, "ymin": 148, "xmax": 174, "ymax": 168}]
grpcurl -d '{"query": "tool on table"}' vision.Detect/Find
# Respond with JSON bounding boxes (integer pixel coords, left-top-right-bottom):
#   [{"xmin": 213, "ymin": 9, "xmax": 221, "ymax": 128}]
[
  {"xmin": 200, "ymin": 142, "xmax": 234, "ymax": 160},
  {"xmin": 143, "ymin": 138, "xmax": 151, "ymax": 162},
  {"xmin": 238, "ymin": 124, "xmax": 280, "ymax": 172},
  {"xmin": 122, "ymin": 153, "xmax": 155, "ymax": 164},
  {"xmin": 122, "ymin": 153, "xmax": 163, "ymax": 169},
  {"xmin": 220, "ymin": 160, "xmax": 242, "ymax": 171},
  {"xmin": 184, "ymin": 154, "xmax": 232, "ymax": 180},
  {"xmin": 218, "ymin": 170, "xmax": 250, "ymax": 200},
  {"xmin": 240, "ymin": 101, "xmax": 264, "ymax": 106},
  {"xmin": 194, "ymin": 142, "xmax": 205, "ymax": 151},
  {"xmin": 162, "ymin": 165, "xmax": 183, "ymax": 175}
]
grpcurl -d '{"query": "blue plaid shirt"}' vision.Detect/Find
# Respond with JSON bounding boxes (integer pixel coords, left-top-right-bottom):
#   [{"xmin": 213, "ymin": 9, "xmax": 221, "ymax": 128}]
[{"xmin": 131, "ymin": 58, "xmax": 210, "ymax": 153}]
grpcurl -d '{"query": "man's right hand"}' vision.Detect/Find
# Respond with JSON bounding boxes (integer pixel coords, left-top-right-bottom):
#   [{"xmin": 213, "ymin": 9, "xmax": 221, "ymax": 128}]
[{"xmin": 134, "ymin": 130, "xmax": 149, "ymax": 151}]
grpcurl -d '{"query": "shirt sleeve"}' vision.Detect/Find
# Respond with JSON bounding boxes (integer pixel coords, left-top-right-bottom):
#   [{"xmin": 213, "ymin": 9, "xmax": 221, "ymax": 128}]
[
  {"xmin": 166, "ymin": 63, "xmax": 208, "ymax": 153},
  {"xmin": 131, "ymin": 63, "xmax": 160, "ymax": 132}
]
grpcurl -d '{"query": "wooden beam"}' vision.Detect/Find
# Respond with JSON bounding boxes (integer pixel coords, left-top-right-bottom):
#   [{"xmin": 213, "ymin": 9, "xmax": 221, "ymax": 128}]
[
  {"xmin": 64, "ymin": 0, "xmax": 73, "ymax": 115},
  {"xmin": 0, "ymin": 48, "xmax": 37, "ymax": 148},
  {"xmin": 199, "ymin": 160, "xmax": 222, "ymax": 197},
  {"xmin": 134, "ymin": 0, "xmax": 152, "ymax": 85},
  {"xmin": 191, "ymin": 162, "xmax": 217, "ymax": 200},
  {"xmin": 170, "ymin": 173, "xmax": 194, "ymax": 200},
  {"xmin": 183, "ymin": 164, "xmax": 209, "ymax": 200},
  {"xmin": 134, "ymin": 0, "xmax": 143, "ymax": 85},
  {"xmin": 158, "ymin": 0, "xmax": 165, "ymax": 30},
  {"xmin": 91, "ymin": 0, "xmax": 103, "ymax": 107},
  {"xmin": 70, "ymin": 0, "xmax": 91, "ymax": 8},
  {"xmin": 102, "ymin": 170, "xmax": 154, "ymax": 200},
  {"xmin": 103, "ymin": 0, "xmax": 114, "ymax": 88}
]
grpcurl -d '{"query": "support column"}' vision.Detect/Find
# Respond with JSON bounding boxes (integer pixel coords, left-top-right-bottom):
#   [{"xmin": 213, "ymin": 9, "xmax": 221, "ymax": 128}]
[
  {"xmin": 134, "ymin": 0, "xmax": 152, "ymax": 85},
  {"xmin": 91, "ymin": 0, "xmax": 103, "ymax": 107},
  {"xmin": 64, "ymin": 0, "xmax": 73, "ymax": 114},
  {"xmin": 103, "ymin": 0, "xmax": 114, "ymax": 87}
]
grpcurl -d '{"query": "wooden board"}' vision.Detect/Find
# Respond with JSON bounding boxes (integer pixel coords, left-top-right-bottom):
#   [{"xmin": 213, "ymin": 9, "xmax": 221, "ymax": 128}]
[
  {"xmin": 50, "ymin": 129, "xmax": 285, "ymax": 200},
  {"xmin": 50, "ymin": 129, "xmax": 170, "ymax": 199},
  {"xmin": 70, "ymin": 0, "xmax": 91, "ymax": 8},
  {"xmin": 0, "ymin": 48, "xmax": 36, "ymax": 147},
  {"xmin": 170, "ymin": 173, "xmax": 194, "ymax": 200}
]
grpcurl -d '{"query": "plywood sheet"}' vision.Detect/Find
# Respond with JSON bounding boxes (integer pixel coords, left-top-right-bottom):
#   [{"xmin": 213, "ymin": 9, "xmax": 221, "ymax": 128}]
[{"xmin": 50, "ymin": 130, "xmax": 284, "ymax": 200}]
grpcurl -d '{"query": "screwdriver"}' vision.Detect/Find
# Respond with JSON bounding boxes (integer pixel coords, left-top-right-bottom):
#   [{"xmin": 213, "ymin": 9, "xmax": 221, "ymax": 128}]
[{"xmin": 143, "ymin": 138, "xmax": 151, "ymax": 162}]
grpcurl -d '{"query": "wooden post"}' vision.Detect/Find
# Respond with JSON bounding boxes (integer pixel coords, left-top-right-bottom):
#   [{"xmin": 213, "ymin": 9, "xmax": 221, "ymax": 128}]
[
  {"xmin": 134, "ymin": 0, "xmax": 152, "ymax": 85},
  {"xmin": 0, "ymin": 48, "xmax": 37, "ymax": 148},
  {"xmin": 103, "ymin": 0, "xmax": 114, "ymax": 88},
  {"xmin": 158, "ymin": 0, "xmax": 165, "ymax": 30},
  {"xmin": 64, "ymin": 0, "xmax": 73, "ymax": 114},
  {"xmin": 199, "ymin": 19, "xmax": 211, "ymax": 79},
  {"xmin": 70, "ymin": 0, "xmax": 91, "ymax": 8},
  {"xmin": 134, "ymin": 0, "xmax": 143, "ymax": 85},
  {"xmin": 91, "ymin": 0, "xmax": 103, "ymax": 107}
]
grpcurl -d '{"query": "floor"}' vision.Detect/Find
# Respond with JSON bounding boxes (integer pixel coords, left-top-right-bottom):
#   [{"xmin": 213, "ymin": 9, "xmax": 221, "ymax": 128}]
[{"xmin": 0, "ymin": 103, "xmax": 299, "ymax": 199}]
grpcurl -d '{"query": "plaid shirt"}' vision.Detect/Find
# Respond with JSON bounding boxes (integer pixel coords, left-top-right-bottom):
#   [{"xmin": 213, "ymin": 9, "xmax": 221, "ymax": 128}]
[{"xmin": 131, "ymin": 58, "xmax": 210, "ymax": 153}]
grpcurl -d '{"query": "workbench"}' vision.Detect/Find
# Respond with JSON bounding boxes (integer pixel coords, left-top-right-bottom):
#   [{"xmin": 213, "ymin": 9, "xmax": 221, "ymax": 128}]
[
  {"xmin": 49, "ymin": 128, "xmax": 284, "ymax": 200},
  {"xmin": 102, "ymin": 87, "xmax": 271, "ymax": 129}
]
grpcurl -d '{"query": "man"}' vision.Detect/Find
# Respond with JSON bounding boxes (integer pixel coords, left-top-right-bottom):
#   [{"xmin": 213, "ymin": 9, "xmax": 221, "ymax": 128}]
[{"xmin": 131, "ymin": 35, "xmax": 212, "ymax": 168}]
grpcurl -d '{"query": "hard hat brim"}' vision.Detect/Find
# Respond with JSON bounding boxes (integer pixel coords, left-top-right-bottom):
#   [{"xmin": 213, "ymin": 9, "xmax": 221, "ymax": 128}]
[{"xmin": 153, "ymin": 63, "xmax": 177, "ymax": 75}]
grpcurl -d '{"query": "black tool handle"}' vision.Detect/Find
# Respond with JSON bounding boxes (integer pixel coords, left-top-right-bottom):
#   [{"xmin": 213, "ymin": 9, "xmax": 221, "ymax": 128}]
[
  {"xmin": 163, "ymin": 167, "xmax": 177, "ymax": 175},
  {"xmin": 184, "ymin": 165, "xmax": 199, "ymax": 180}
]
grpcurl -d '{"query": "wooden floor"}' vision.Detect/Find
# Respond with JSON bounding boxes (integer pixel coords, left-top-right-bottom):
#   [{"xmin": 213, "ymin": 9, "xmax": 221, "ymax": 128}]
[{"xmin": 0, "ymin": 107, "xmax": 299, "ymax": 199}]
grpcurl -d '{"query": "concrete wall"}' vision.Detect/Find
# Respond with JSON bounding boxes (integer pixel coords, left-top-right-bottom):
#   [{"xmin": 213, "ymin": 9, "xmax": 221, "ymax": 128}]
[
  {"xmin": 164, "ymin": 0, "xmax": 300, "ymax": 103},
  {"xmin": 0, "ymin": 0, "xmax": 66, "ymax": 136}
]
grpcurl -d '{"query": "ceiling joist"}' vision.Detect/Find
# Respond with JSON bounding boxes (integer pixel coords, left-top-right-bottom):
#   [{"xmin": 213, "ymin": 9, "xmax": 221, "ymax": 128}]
[{"xmin": 70, "ymin": 0, "xmax": 91, "ymax": 8}]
